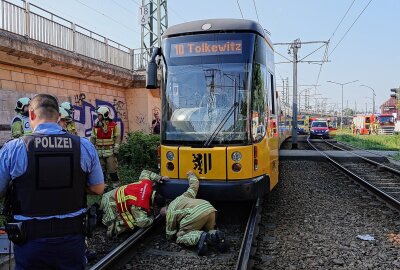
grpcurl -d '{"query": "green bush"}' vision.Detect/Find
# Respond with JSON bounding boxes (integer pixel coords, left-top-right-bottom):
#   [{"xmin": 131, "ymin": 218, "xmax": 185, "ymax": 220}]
[{"xmin": 117, "ymin": 131, "xmax": 160, "ymax": 183}]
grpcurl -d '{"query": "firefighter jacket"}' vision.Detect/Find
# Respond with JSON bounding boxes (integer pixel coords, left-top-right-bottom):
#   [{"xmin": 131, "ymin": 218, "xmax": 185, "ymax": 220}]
[
  {"xmin": 11, "ymin": 133, "xmax": 86, "ymax": 217},
  {"xmin": 100, "ymin": 170, "xmax": 162, "ymax": 237},
  {"xmin": 66, "ymin": 122, "xmax": 78, "ymax": 135},
  {"xmin": 11, "ymin": 114, "xmax": 32, "ymax": 138},
  {"xmin": 165, "ymin": 174, "xmax": 216, "ymax": 241},
  {"xmin": 90, "ymin": 119, "xmax": 121, "ymax": 158}
]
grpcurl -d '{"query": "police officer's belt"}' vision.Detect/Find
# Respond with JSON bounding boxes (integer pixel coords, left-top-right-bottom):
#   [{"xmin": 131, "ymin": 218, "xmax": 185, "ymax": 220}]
[{"xmin": 23, "ymin": 215, "xmax": 84, "ymax": 240}]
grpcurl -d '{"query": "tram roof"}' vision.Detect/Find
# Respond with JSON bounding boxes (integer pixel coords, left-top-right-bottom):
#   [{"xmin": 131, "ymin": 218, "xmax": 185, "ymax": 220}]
[{"xmin": 163, "ymin": 19, "xmax": 271, "ymax": 44}]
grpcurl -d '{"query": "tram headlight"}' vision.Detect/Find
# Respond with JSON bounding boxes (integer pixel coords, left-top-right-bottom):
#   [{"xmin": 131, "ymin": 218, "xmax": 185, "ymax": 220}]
[
  {"xmin": 166, "ymin": 151, "xmax": 175, "ymax": 161},
  {"xmin": 231, "ymin": 151, "xmax": 242, "ymax": 162}
]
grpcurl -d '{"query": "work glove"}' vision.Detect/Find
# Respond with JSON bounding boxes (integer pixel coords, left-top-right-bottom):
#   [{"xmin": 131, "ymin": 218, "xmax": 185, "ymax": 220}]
[
  {"xmin": 159, "ymin": 176, "xmax": 169, "ymax": 183},
  {"xmin": 113, "ymin": 144, "xmax": 120, "ymax": 155}
]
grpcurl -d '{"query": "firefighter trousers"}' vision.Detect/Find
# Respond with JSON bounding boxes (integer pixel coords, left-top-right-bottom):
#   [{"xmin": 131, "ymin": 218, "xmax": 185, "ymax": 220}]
[
  {"xmin": 99, "ymin": 155, "xmax": 118, "ymax": 177},
  {"xmin": 176, "ymin": 211, "xmax": 216, "ymax": 246}
]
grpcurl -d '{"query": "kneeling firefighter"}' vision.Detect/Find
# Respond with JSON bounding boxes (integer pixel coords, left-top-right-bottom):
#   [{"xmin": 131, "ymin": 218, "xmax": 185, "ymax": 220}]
[
  {"xmin": 161, "ymin": 171, "xmax": 228, "ymax": 256},
  {"xmin": 100, "ymin": 170, "xmax": 166, "ymax": 237}
]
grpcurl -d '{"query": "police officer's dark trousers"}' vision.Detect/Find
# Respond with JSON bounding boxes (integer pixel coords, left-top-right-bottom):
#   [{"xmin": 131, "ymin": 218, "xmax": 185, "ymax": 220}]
[{"xmin": 14, "ymin": 234, "xmax": 85, "ymax": 270}]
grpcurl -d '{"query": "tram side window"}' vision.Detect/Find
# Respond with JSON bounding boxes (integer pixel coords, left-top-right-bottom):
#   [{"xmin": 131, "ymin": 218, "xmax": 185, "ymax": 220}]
[
  {"xmin": 251, "ymin": 63, "xmax": 267, "ymax": 142},
  {"xmin": 270, "ymin": 73, "xmax": 275, "ymax": 115}
]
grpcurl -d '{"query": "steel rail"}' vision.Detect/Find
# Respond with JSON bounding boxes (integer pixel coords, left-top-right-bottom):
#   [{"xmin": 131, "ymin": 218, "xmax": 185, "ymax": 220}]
[
  {"xmin": 89, "ymin": 215, "xmax": 163, "ymax": 270},
  {"xmin": 236, "ymin": 197, "xmax": 260, "ymax": 270},
  {"xmin": 323, "ymin": 140, "xmax": 400, "ymax": 176},
  {"xmin": 307, "ymin": 138, "xmax": 400, "ymax": 212},
  {"xmin": 335, "ymin": 140, "xmax": 400, "ymax": 166}
]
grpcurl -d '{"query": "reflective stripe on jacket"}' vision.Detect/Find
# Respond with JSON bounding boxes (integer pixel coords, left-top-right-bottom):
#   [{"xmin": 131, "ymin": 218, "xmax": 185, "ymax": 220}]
[{"xmin": 115, "ymin": 179, "xmax": 153, "ymax": 229}]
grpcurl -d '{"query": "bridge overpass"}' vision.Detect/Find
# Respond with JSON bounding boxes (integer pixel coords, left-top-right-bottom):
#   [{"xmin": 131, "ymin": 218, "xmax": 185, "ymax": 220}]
[{"xmin": 0, "ymin": 0, "xmax": 158, "ymax": 144}]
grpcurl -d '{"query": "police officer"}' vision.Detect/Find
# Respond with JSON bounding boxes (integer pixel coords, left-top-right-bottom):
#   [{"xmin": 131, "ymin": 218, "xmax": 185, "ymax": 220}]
[
  {"xmin": 90, "ymin": 106, "xmax": 121, "ymax": 185},
  {"xmin": 11, "ymin": 97, "xmax": 32, "ymax": 138},
  {"xmin": 60, "ymin": 101, "xmax": 78, "ymax": 135},
  {"xmin": 0, "ymin": 94, "xmax": 105, "ymax": 269},
  {"xmin": 100, "ymin": 170, "xmax": 166, "ymax": 238},
  {"xmin": 161, "ymin": 171, "xmax": 227, "ymax": 256}
]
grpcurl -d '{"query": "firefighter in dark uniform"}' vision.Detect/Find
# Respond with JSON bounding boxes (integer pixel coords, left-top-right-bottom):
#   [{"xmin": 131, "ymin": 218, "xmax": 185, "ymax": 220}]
[{"xmin": 0, "ymin": 94, "xmax": 105, "ymax": 269}]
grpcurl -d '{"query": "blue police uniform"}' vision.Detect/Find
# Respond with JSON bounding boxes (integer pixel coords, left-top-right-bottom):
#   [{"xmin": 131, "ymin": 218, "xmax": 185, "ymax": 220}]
[{"xmin": 0, "ymin": 123, "xmax": 104, "ymax": 270}]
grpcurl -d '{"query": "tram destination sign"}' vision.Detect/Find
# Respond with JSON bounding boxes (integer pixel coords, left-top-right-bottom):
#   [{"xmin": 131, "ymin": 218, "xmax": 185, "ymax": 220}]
[{"xmin": 171, "ymin": 40, "xmax": 242, "ymax": 58}]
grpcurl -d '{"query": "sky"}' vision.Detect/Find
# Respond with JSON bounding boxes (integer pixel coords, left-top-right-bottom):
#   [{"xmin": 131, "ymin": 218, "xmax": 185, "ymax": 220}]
[{"xmin": 8, "ymin": 0, "xmax": 400, "ymax": 114}]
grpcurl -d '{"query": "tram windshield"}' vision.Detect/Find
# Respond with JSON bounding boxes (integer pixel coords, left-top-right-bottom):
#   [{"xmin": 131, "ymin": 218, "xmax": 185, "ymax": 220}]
[{"xmin": 162, "ymin": 33, "xmax": 255, "ymax": 144}]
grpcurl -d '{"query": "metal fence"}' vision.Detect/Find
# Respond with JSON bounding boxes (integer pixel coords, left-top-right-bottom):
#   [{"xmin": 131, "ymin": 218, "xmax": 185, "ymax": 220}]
[{"xmin": 0, "ymin": 0, "xmax": 149, "ymax": 71}]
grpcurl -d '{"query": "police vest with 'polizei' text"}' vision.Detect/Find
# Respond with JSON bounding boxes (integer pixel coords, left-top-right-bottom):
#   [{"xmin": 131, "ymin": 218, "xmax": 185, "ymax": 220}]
[{"xmin": 11, "ymin": 133, "xmax": 86, "ymax": 217}]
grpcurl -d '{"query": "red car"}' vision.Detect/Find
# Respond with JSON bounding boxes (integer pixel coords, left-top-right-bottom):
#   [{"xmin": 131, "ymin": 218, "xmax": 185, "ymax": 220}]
[{"xmin": 309, "ymin": 121, "xmax": 330, "ymax": 139}]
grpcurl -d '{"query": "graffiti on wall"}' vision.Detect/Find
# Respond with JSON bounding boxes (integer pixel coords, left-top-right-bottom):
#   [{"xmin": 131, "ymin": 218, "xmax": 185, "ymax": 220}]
[{"xmin": 73, "ymin": 99, "xmax": 124, "ymax": 140}]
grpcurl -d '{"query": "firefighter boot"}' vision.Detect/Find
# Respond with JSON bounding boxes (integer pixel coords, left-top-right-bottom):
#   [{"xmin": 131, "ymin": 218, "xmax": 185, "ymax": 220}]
[
  {"xmin": 208, "ymin": 230, "xmax": 228, "ymax": 253},
  {"xmin": 196, "ymin": 232, "xmax": 210, "ymax": 256}
]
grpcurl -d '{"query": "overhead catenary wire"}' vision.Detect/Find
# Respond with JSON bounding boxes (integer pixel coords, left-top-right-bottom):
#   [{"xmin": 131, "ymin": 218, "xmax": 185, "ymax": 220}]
[
  {"xmin": 111, "ymin": 0, "xmax": 135, "ymax": 17},
  {"xmin": 236, "ymin": 0, "xmax": 244, "ymax": 19},
  {"xmin": 74, "ymin": 0, "xmax": 140, "ymax": 34},
  {"xmin": 252, "ymin": 0, "xmax": 260, "ymax": 23},
  {"xmin": 329, "ymin": 0, "xmax": 374, "ymax": 57},
  {"xmin": 314, "ymin": 0, "xmax": 355, "ymax": 87},
  {"xmin": 299, "ymin": 43, "xmax": 327, "ymax": 62},
  {"xmin": 315, "ymin": 43, "xmax": 330, "ymax": 86},
  {"xmin": 329, "ymin": 0, "xmax": 357, "ymax": 41}
]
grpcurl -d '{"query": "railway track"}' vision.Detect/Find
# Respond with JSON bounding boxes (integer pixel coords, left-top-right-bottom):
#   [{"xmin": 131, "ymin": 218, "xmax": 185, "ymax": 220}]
[
  {"xmin": 307, "ymin": 138, "xmax": 400, "ymax": 212},
  {"xmin": 90, "ymin": 199, "xmax": 262, "ymax": 270}
]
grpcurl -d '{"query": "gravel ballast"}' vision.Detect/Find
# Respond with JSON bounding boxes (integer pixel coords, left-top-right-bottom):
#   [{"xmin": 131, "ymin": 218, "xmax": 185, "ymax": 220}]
[{"xmin": 254, "ymin": 160, "xmax": 400, "ymax": 270}]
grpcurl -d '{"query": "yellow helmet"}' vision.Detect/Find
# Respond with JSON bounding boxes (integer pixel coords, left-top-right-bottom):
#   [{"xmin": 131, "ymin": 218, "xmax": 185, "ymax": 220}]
[
  {"xmin": 96, "ymin": 106, "xmax": 111, "ymax": 119},
  {"xmin": 59, "ymin": 106, "xmax": 72, "ymax": 122},
  {"xmin": 60, "ymin": 101, "xmax": 74, "ymax": 112},
  {"xmin": 15, "ymin": 97, "xmax": 31, "ymax": 112}
]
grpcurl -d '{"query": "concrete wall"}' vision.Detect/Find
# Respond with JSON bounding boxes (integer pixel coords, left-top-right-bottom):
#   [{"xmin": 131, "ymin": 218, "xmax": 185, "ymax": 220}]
[
  {"xmin": 0, "ymin": 62, "xmax": 160, "ymax": 145},
  {"xmin": 0, "ymin": 29, "xmax": 160, "ymax": 145}
]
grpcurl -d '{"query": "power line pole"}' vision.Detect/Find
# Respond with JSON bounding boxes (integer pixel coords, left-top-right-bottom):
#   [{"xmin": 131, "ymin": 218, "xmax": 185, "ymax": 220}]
[
  {"xmin": 274, "ymin": 39, "xmax": 329, "ymax": 149},
  {"xmin": 140, "ymin": 0, "xmax": 168, "ymax": 68}
]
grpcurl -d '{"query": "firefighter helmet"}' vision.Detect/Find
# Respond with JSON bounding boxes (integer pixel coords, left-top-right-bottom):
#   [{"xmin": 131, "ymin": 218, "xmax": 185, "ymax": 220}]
[
  {"xmin": 15, "ymin": 97, "xmax": 31, "ymax": 112},
  {"xmin": 96, "ymin": 106, "xmax": 111, "ymax": 119},
  {"xmin": 60, "ymin": 101, "xmax": 74, "ymax": 112},
  {"xmin": 59, "ymin": 106, "xmax": 72, "ymax": 122}
]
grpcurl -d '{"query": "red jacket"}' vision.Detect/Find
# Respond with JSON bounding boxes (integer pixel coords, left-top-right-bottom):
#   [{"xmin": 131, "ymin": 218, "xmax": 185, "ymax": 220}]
[{"xmin": 115, "ymin": 180, "xmax": 153, "ymax": 229}]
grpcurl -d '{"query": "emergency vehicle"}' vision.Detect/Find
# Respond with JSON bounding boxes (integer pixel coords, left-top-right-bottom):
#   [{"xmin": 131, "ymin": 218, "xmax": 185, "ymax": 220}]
[
  {"xmin": 352, "ymin": 114, "xmax": 395, "ymax": 135},
  {"xmin": 296, "ymin": 115, "xmax": 309, "ymax": 134}
]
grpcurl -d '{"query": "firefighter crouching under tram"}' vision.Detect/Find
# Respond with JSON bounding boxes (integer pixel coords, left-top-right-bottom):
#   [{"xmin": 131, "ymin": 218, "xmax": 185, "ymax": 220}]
[
  {"xmin": 11, "ymin": 97, "xmax": 32, "ymax": 138},
  {"xmin": 0, "ymin": 94, "xmax": 105, "ymax": 269},
  {"xmin": 91, "ymin": 106, "xmax": 121, "ymax": 185},
  {"xmin": 99, "ymin": 170, "xmax": 166, "ymax": 237},
  {"xmin": 60, "ymin": 101, "xmax": 78, "ymax": 135},
  {"xmin": 160, "ymin": 171, "xmax": 228, "ymax": 256}
]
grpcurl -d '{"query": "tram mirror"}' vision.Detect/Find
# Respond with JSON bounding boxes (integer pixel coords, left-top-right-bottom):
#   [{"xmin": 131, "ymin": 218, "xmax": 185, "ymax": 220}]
[{"xmin": 146, "ymin": 62, "xmax": 158, "ymax": 89}]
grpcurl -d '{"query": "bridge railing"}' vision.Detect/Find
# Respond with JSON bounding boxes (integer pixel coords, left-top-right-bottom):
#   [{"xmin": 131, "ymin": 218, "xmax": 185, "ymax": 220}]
[{"xmin": 0, "ymin": 0, "xmax": 150, "ymax": 71}]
